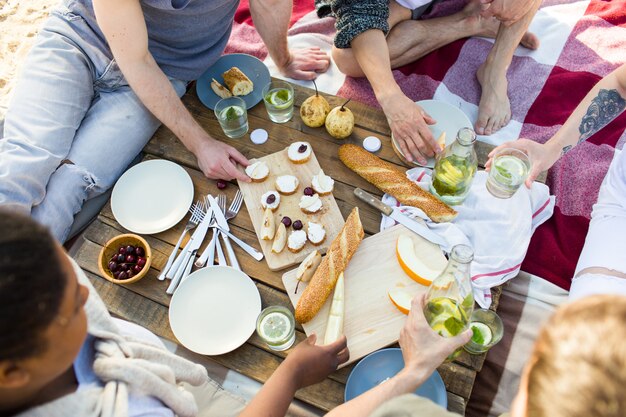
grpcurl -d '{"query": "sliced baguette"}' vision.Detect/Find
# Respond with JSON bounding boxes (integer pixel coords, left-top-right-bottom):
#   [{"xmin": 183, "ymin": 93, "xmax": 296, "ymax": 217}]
[
  {"xmin": 222, "ymin": 67, "xmax": 253, "ymax": 96},
  {"xmin": 210, "ymin": 78, "xmax": 232, "ymax": 99}
]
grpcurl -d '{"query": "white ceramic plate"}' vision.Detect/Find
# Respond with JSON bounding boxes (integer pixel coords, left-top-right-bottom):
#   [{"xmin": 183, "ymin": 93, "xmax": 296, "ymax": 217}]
[
  {"xmin": 392, "ymin": 99, "xmax": 473, "ymax": 168},
  {"xmin": 111, "ymin": 160, "xmax": 194, "ymax": 234},
  {"xmin": 169, "ymin": 266, "xmax": 262, "ymax": 355}
]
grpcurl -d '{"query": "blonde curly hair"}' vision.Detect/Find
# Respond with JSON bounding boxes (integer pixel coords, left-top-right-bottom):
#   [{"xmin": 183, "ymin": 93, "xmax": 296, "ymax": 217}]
[{"xmin": 527, "ymin": 295, "xmax": 626, "ymax": 417}]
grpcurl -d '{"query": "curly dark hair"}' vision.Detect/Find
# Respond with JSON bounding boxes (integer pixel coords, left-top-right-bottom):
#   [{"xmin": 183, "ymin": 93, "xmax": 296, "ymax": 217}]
[{"xmin": 0, "ymin": 210, "xmax": 66, "ymax": 361}]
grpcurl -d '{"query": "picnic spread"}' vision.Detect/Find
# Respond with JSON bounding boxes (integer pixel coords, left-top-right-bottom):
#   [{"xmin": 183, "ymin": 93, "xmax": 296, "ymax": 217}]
[{"xmin": 5, "ymin": 0, "xmax": 626, "ymax": 416}]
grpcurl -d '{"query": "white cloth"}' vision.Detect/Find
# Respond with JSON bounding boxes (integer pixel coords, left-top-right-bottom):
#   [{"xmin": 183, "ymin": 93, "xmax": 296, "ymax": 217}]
[
  {"xmin": 380, "ymin": 168, "xmax": 555, "ymax": 308},
  {"xmin": 16, "ymin": 258, "xmax": 208, "ymax": 417}
]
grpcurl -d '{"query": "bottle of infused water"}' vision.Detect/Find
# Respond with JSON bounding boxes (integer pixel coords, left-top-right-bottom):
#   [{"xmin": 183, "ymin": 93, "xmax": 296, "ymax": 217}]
[
  {"xmin": 430, "ymin": 127, "xmax": 478, "ymax": 205},
  {"xmin": 423, "ymin": 245, "xmax": 474, "ymax": 359}
]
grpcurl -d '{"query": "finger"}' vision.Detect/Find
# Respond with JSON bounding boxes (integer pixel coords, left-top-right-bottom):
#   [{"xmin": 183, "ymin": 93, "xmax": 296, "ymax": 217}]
[
  {"xmin": 325, "ymin": 334, "xmax": 348, "ymax": 354},
  {"xmin": 406, "ymin": 136, "xmax": 427, "ymax": 164},
  {"xmin": 408, "ymin": 293, "xmax": 427, "ymax": 321},
  {"xmin": 294, "ymin": 69, "xmax": 317, "ymax": 81},
  {"xmin": 525, "ymin": 166, "xmax": 541, "ymax": 188},
  {"xmin": 337, "ymin": 347, "xmax": 350, "ymax": 365},
  {"xmin": 223, "ymin": 159, "xmax": 250, "ymax": 182},
  {"xmin": 308, "ymin": 333, "xmax": 318, "ymax": 345},
  {"xmin": 397, "ymin": 137, "xmax": 414, "ymax": 163},
  {"xmin": 448, "ymin": 328, "xmax": 472, "ymax": 349},
  {"xmin": 421, "ymin": 111, "xmax": 436, "ymax": 126},
  {"xmin": 416, "ymin": 125, "xmax": 439, "ymax": 155},
  {"xmin": 228, "ymin": 147, "xmax": 249, "ymax": 167}
]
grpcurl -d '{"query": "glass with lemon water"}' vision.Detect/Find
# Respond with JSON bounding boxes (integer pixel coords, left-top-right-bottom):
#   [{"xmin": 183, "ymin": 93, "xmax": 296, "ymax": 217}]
[
  {"xmin": 430, "ymin": 128, "xmax": 478, "ymax": 205},
  {"xmin": 464, "ymin": 308, "xmax": 504, "ymax": 354},
  {"xmin": 262, "ymin": 80, "xmax": 294, "ymax": 123},
  {"xmin": 215, "ymin": 96, "xmax": 248, "ymax": 138},
  {"xmin": 423, "ymin": 245, "xmax": 474, "ymax": 360},
  {"xmin": 486, "ymin": 148, "xmax": 531, "ymax": 198},
  {"xmin": 256, "ymin": 306, "xmax": 296, "ymax": 351}
]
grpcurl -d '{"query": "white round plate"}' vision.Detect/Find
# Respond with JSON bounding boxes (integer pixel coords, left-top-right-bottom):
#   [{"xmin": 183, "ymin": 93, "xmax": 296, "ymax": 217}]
[
  {"xmin": 392, "ymin": 99, "xmax": 473, "ymax": 168},
  {"xmin": 169, "ymin": 266, "xmax": 262, "ymax": 355},
  {"xmin": 111, "ymin": 160, "xmax": 194, "ymax": 234}
]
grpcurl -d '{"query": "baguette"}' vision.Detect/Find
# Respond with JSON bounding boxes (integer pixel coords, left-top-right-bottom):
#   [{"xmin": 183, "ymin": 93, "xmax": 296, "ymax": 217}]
[
  {"xmin": 338, "ymin": 144, "xmax": 457, "ymax": 223},
  {"xmin": 210, "ymin": 78, "xmax": 232, "ymax": 99},
  {"xmin": 222, "ymin": 67, "xmax": 253, "ymax": 96},
  {"xmin": 295, "ymin": 207, "xmax": 364, "ymax": 324}
]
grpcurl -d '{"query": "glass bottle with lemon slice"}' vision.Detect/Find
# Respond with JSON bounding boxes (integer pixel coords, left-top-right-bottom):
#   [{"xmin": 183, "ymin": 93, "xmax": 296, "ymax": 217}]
[
  {"xmin": 429, "ymin": 127, "xmax": 478, "ymax": 205},
  {"xmin": 256, "ymin": 305, "xmax": 296, "ymax": 351},
  {"xmin": 262, "ymin": 80, "xmax": 295, "ymax": 123},
  {"xmin": 423, "ymin": 244, "xmax": 474, "ymax": 360}
]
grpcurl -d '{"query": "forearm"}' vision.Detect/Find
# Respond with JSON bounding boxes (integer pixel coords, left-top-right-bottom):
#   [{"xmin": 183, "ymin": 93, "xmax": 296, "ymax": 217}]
[
  {"xmin": 117, "ymin": 57, "xmax": 209, "ymax": 154},
  {"xmin": 250, "ymin": 0, "xmax": 291, "ymax": 68},
  {"xmin": 548, "ymin": 65, "xmax": 626, "ymax": 155},
  {"xmin": 326, "ymin": 369, "xmax": 429, "ymax": 417},
  {"xmin": 238, "ymin": 363, "xmax": 300, "ymax": 417},
  {"xmin": 351, "ymin": 30, "xmax": 402, "ymax": 106}
]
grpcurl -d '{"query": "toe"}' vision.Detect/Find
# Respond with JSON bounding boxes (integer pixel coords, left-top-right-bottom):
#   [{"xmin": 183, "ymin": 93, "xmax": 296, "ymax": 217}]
[
  {"xmin": 521, "ymin": 32, "xmax": 540, "ymax": 50},
  {"xmin": 475, "ymin": 115, "xmax": 489, "ymax": 135}
]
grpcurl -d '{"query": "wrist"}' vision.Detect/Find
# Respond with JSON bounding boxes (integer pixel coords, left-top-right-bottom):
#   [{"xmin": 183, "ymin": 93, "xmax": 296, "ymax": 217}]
[
  {"xmin": 276, "ymin": 359, "xmax": 303, "ymax": 391},
  {"xmin": 392, "ymin": 366, "xmax": 431, "ymax": 394},
  {"xmin": 377, "ymin": 87, "xmax": 404, "ymax": 109}
]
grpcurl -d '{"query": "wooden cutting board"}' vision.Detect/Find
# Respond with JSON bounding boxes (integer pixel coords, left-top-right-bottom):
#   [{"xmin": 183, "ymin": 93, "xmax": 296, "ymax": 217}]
[
  {"xmin": 238, "ymin": 145, "xmax": 344, "ymax": 271},
  {"xmin": 282, "ymin": 224, "xmax": 448, "ymax": 367}
]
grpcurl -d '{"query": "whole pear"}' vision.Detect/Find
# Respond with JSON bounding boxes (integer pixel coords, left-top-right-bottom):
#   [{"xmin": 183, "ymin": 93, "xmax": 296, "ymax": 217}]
[
  {"xmin": 300, "ymin": 80, "xmax": 330, "ymax": 128},
  {"xmin": 325, "ymin": 99, "xmax": 354, "ymax": 139}
]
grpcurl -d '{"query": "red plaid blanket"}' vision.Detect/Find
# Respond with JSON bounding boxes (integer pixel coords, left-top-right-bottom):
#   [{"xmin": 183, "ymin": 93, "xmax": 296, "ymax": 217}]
[{"xmin": 226, "ymin": 0, "xmax": 626, "ymax": 291}]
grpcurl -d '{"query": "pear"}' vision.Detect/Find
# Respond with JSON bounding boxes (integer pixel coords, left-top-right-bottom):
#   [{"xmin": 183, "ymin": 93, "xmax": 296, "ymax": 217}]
[
  {"xmin": 300, "ymin": 80, "xmax": 330, "ymax": 128},
  {"xmin": 325, "ymin": 99, "xmax": 354, "ymax": 139}
]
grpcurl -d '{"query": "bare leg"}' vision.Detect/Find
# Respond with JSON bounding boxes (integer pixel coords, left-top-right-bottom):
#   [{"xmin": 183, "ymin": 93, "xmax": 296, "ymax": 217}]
[
  {"xmin": 333, "ymin": 0, "xmax": 538, "ymax": 78},
  {"xmin": 475, "ymin": 0, "xmax": 541, "ymax": 135}
]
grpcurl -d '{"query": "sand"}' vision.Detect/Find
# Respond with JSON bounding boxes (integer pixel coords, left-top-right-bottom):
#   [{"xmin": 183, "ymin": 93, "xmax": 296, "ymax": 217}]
[{"xmin": 0, "ymin": 0, "xmax": 59, "ymax": 118}]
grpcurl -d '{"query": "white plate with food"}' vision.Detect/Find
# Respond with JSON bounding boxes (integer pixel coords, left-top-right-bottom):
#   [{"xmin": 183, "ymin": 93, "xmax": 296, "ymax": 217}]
[
  {"xmin": 391, "ymin": 99, "xmax": 473, "ymax": 168},
  {"xmin": 111, "ymin": 159, "xmax": 194, "ymax": 234},
  {"xmin": 169, "ymin": 266, "xmax": 262, "ymax": 355},
  {"xmin": 196, "ymin": 53, "xmax": 271, "ymax": 110}
]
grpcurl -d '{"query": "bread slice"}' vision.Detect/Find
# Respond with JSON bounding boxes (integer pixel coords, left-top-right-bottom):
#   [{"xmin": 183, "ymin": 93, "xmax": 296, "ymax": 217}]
[
  {"xmin": 211, "ymin": 78, "xmax": 233, "ymax": 99},
  {"xmin": 338, "ymin": 144, "xmax": 457, "ymax": 223},
  {"xmin": 222, "ymin": 67, "xmax": 253, "ymax": 96}
]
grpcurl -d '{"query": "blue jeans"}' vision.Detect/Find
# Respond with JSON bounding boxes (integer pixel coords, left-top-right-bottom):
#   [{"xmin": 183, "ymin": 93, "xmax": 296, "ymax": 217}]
[{"xmin": 0, "ymin": 8, "xmax": 187, "ymax": 242}]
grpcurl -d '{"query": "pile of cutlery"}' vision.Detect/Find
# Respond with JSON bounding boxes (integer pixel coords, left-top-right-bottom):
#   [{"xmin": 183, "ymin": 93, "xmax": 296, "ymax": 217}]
[{"xmin": 160, "ymin": 190, "xmax": 263, "ymax": 294}]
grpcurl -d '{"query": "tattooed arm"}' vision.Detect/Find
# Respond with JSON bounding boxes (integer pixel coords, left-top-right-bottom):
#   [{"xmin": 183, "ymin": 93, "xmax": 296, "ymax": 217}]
[{"xmin": 486, "ymin": 65, "xmax": 626, "ymax": 186}]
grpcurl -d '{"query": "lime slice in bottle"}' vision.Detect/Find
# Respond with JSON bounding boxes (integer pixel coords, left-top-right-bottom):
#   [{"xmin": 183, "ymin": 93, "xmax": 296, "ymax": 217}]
[
  {"xmin": 470, "ymin": 322, "xmax": 493, "ymax": 345},
  {"xmin": 259, "ymin": 312, "xmax": 290, "ymax": 343},
  {"xmin": 268, "ymin": 89, "xmax": 292, "ymax": 110}
]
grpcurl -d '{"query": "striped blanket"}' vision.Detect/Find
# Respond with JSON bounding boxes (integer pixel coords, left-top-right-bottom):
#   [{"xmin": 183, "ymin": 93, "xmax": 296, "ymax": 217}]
[{"xmin": 225, "ymin": 1, "xmax": 626, "ymax": 415}]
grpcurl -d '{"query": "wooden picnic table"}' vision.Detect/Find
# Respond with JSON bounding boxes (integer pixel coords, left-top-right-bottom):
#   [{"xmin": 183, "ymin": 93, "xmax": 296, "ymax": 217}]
[{"xmin": 72, "ymin": 80, "xmax": 526, "ymax": 415}]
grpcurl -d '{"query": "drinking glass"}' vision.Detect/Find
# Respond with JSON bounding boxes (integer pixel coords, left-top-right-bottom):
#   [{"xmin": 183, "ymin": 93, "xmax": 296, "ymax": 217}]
[
  {"xmin": 256, "ymin": 305, "xmax": 296, "ymax": 351},
  {"xmin": 486, "ymin": 148, "xmax": 531, "ymax": 199},
  {"xmin": 463, "ymin": 308, "xmax": 504, "ymax": 355},
  {"xmin": 262, "ymin": 80, "xmax": 294, "ymax": 123},
  {"xmin": 214, "ymin": 97, "xmax": 248, "ymax": 138}
]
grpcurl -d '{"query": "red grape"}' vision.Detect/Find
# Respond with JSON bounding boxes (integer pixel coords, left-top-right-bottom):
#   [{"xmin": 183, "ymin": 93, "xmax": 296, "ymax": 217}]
[
  {"xmin": 133, "ymin": 264, "xmax": 143, "ymax": 274},
  {"xmin": 216, "ymin": 179, "xmax": 227, "ymax": 189},
  {"xmin": 125, "ymin": 254, "xmax": 136, "ymax": 264},
  {"xmin": 293, "ymin": 220, "xmax": 303, "ymax": 230},
  {"xmin": 126, "ymin": 269, "xmax": 135, "ymax": 279},
  {"xmin": 135, "ymin": 247, "xmax": 145, "ymax": 257},
  {"xmin": 118, "ymin": 271, "xmax": 128, "ymax": 280},
  {"xmin": 303, "ymin": 187, "xmax": 314, "ymax": 196},
  {"xmin": 137, "ymin": 257, "xmax": 147, "ymax": 267},
  {"xmin": 281, "ymin": 216, "xmax": 292, "ymax": 227},
  {"xmin": 116, "ymin": 254, "xmax": 125, "ymax": 263},
  {"xmin": 266, "ymin": 194, "xmax": 276, "ymax": 204},
  {"xmin": 125, "ymin": 245, "xmax": 135, "ymax": 255},
  {"xmin": 108, "ymin": 261, "xmax": 119, "ymax": 272}
]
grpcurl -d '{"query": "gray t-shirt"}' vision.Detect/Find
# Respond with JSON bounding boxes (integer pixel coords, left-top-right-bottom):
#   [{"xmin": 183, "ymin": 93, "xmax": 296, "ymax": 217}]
[{"xmin": 65, "ymin": 0, "xmax": 239, "ymax": 81}]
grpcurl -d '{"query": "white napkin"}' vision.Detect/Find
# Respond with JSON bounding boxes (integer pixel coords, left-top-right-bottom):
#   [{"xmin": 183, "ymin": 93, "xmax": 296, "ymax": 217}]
[{"xmin": 380, "ymin": 168, "xmax": 555, "ymax": 308}]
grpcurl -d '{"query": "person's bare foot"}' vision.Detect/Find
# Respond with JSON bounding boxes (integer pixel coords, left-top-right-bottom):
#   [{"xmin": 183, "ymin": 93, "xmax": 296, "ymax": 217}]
[
  {"xmin": 475, "ymin": 62, "xmax": 511, "ymax": 135},
  {"xmin": 461, "ymin": 1, "xmax": 540, "ymax": 50}
]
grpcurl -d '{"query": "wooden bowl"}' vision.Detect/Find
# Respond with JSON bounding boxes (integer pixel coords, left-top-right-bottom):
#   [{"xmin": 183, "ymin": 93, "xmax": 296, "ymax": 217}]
[{"xmin": 98, "ymin": 234, "xmax": 152, "ymax": 284}]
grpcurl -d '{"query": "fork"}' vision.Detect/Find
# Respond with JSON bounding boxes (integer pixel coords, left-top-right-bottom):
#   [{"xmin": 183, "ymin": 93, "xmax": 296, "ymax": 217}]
[
  {"xmin": 158, "ymin": 201, "xmax": 204, "ymax": 281},
  {"xmin": 225, "ymin": 190, "xmax": 243, "ymax": 220}
]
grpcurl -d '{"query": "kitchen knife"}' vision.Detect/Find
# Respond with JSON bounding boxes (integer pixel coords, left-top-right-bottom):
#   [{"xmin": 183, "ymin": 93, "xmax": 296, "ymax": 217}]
[
  {"xmin": 354, "ymin": 188, "xmax": 447, "ymax": 248},
  {"xmin": 166, "ymin": 206, "xmax": 213, "ymax": 294},
  {"xmin": 208, "ymin": 195, "xmax": 239, "ymax": 270}
]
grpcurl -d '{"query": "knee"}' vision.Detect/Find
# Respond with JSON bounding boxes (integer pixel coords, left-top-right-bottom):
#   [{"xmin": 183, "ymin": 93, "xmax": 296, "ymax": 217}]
[{"xmin": 332, "ymin": 47, "xmax": 366, "ymax": 78}]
